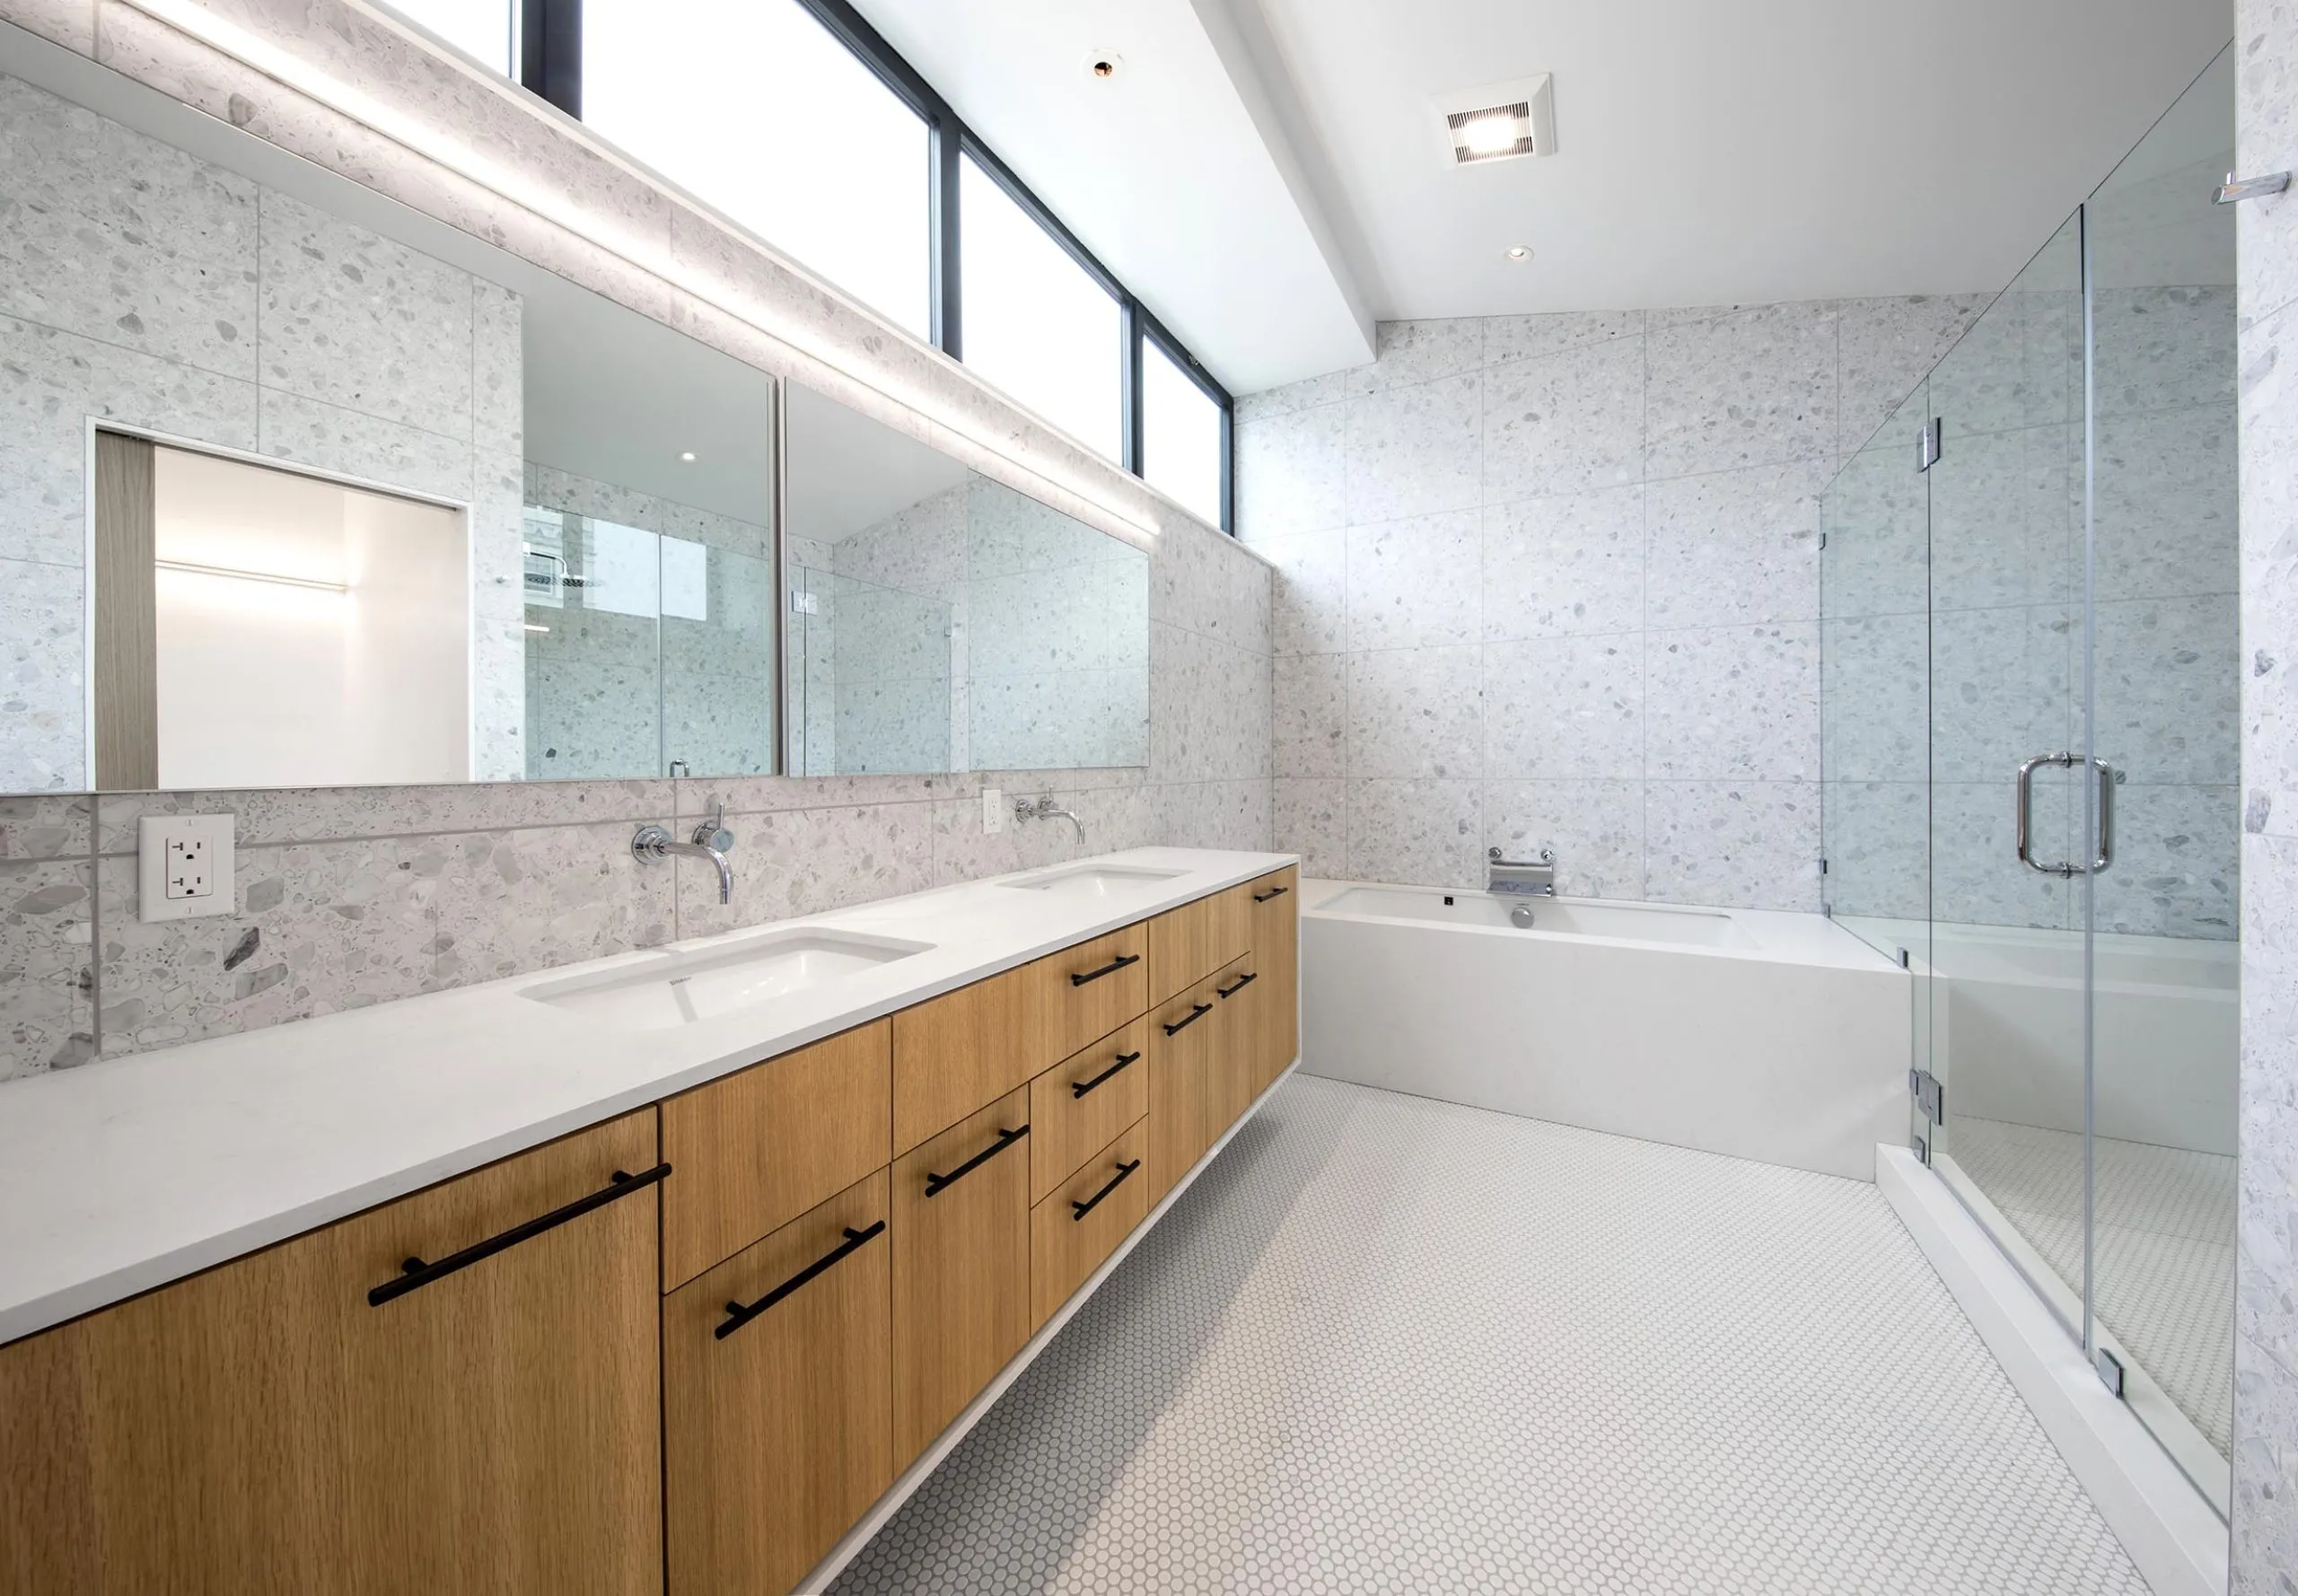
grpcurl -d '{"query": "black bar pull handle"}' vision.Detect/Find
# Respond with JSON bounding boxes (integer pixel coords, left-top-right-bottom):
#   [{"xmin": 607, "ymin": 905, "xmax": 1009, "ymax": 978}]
[
  {"xmin": 924, "ymin": 1125, "xmax": 1029, "ymax": 1196},
  {"xmin": 368, "ymin": 1162, "xmax": 671, "ymax": 1307},
  {"xmin": 716, "ymin": 1219, "xmax": 886, "ymax": 1340},
  {"xmin": 1252, "ymin": 884, "xmax": 1290, "ymax": 903},
  {"xmin": 1071, "ymin": 1050, "xmax": 1142, "ymax": 1099},
  {"xmin": 1071, "ymin": 1159, "xmax": 1142, "ymax": 1222},
  {"xmin": 1216, "ymin": 971, "xmax": 1258, "ymax": 999},
  {"xmin": 1070, "ymin": 952, "xmax": 1142, "ymax": 987},
  {"xmin": 1162, "ymin": 1002, "xmax": 1212, "ymax": 1036}
]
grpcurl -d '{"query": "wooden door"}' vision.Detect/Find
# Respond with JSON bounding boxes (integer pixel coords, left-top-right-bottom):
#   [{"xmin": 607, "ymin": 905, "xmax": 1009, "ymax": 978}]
[
  {"xmin": 891, "ymin": 1091, "xmax": 1031, "ymax": 1465},
  {"xmin": 1249, "ymin": 866, "xmax": 1301, "ymax": 1092},
  {"xmin": 1144, "ymin": 971, "xmax": 1219, "ymax": 1206},
  {"xmin": 0, "ymin": 1112, "xmax": 663, "ymax": 1596},
  {"xmin": 664, "ymin": 1171, "xmax": 891, "ymax": 1596}
]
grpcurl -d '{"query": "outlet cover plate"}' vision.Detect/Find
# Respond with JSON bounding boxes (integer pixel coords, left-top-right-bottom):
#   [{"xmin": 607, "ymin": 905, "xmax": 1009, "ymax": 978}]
[
  {"xmin": 137, "ymin": 813, "xmax": 236, "ymax": 923},
  {"xmin": 981, "ymin": 787, "xmax": 1004, "ymax": 835}
]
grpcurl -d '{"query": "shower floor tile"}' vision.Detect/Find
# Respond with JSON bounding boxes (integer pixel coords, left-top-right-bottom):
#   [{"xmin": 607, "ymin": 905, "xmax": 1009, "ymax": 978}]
[{"xmin": 831, "ymin": 1074, "xmax": 2148, "ymax": 1596}]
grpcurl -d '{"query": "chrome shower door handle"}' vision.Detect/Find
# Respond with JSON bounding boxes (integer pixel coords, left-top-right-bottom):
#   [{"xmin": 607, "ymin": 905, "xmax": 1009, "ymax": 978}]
[
  {"xmin": 2090, "ymin": 758, "xmax": 2115, "ymax": 874},
  {"xmin": 2016, "ymin": 751, "xmax": 2078, "ymax": 877}
]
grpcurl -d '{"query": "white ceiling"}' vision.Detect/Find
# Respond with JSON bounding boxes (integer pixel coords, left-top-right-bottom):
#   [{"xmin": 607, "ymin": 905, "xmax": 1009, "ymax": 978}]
[
  {"xmin": 847, "ymin": 0, "xmax": 1377, "ymax": 395},
  {"xmin": 856, "ymin": 0, "xmax": 2231, "ymax": 394}
]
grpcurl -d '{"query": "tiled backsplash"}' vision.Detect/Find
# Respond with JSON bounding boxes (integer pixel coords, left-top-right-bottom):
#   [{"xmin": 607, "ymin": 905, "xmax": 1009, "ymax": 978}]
[{"xmin": 1236, "ymin": 302, "xmax": 1990, "ymax": 909}]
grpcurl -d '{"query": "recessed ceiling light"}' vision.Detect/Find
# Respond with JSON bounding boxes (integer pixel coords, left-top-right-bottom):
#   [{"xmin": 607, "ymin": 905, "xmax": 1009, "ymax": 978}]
[
  {"xmin": 678, "ymin": 451, "xmax": 697, "ymax": 462},
  {"xmin": 1434, "ymin": 74, "xmax": 1557, "ymax": 166},
  {"xmin": 1083, "ymin": 51, "xmax": 1123, "ymax": 82},
  {"xmin": 1505, "ymin": 245, "xmax": 1532, "ymax": 262}
]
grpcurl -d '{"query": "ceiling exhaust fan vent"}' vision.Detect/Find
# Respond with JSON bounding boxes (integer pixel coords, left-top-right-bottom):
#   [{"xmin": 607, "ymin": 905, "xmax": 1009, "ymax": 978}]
[{"xmin": 1434, "ymin": 74, "xmax": 1557, "ymax": 166}]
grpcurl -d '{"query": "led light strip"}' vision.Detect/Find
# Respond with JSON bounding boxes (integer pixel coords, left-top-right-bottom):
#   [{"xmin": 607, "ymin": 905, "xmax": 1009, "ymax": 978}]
[{"xmin": 155, "ymin": 558, "xmax": 349, "ymax": 593}]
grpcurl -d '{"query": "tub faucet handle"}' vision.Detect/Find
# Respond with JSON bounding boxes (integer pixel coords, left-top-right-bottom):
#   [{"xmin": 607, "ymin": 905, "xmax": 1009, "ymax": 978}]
[{"xmin": 1487, "ymin": 846, "xmax": 1557, "ymax": 898}]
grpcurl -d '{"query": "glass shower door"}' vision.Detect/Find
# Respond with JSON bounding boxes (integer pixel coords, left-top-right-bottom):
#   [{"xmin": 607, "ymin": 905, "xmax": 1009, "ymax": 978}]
[{"xmin": 2078, "ymin": 50, "xmax": 2240, "ymax": 1506}]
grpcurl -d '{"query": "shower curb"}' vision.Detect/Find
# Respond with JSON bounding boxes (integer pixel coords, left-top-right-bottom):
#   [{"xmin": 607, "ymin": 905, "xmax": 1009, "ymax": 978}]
[{"xmin": 1878, "ymin": 1144, "xmax": 2227, "ymax": 1596}]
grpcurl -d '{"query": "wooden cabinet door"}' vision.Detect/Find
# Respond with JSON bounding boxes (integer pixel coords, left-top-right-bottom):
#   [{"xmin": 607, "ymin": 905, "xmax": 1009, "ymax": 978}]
[
  {"xmin": 1249, "ymin": 866, "xmax": 1300, "ymax": 1093},
  {"xmin": 659, "ymin": 1018, "xmax": 892, "ymax": 1291},
  {"xmin": 1031, "ymin": 1118, "xmax": 1151, "ymax": 1329},
  {"xmin": 1030, "ymin": 1015, "xmax": 1150, "ymax": 1203},
  {"xmin": 0, "ymin": 1112, "xmax": 663, "ymax": 1596},
  {"xmin": 1206, "ymin": 952, "xmax": 1261, "ymax": 1137},
  {"xmin": 1145, "ymin": 889, "xmax": 1250, "ymax": 1007},
  {"xmin": 664, "ymin": 1171, "xmax": 891, "ymax": 1596},
  {"xmin": 1144, "ymin": 971, "xmax": 1219, "ymax": 1206},
  {"xmin": 891, "ymin": 1091, "xmax": 1031, "ymax": 1465}
]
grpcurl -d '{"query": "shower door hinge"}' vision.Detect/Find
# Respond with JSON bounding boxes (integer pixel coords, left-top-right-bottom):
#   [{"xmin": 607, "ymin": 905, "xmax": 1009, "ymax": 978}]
[
  {"xmin": 1917, "ymin": 417, "xmax": 1943, "ymax": 471},
  {"xmin": 1911, "ymin": 1128, "xmax": 1931, "ymax": 1165},
  {"xmin": 2092, "ymin": 1346, "xmax": 2125, "ymax": 1397},
  {"xmin": 1908, "ymin": 1067, "xmax": 1944, "ymax": 1126}
]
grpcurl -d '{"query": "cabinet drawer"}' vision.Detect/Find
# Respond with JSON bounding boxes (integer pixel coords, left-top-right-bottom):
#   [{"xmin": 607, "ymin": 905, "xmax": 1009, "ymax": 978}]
[
  {"xmin": 663, "ymin": 1171, "xmax": 891, "ymax": 1596},
  {"xmin": 891, "ymin": 1091, "xmax": 1032, "ymax": 1464},
  {"xmin": 1146, "ymin": 886, "xmax": 1250, "ymax": 1007},
  {"xmin": 1031, "ymin": 1118, "xmax": 1151, "ymax": 1329},
  {"xmin": 1030, "ymin": 1016, "xmax": 1150, "ymax": 1203},
  {"xmin": 892, "ymin": 925, "xmax": 1149, "ymax": 1153},
  {"xmin": 659, "ymin": 1020, "xmax": 891, "ymax": 1292}
]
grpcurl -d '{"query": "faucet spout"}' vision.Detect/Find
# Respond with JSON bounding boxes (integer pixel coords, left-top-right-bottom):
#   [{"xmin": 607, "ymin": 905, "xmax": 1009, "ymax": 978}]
[
  {"xmin": 632, "ymin": 825, "xmax": 734, "ymax": 904},
  {"xmin": 1014, "ymin": 793, "xmax": 1086, "ymax": 844}
]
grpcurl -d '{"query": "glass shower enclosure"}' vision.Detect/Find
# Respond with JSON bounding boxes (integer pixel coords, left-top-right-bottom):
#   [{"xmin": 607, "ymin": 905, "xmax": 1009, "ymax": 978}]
[{"xmin": 1820, "ymin": 50, "xmax": 2238, "ymax": 1512}]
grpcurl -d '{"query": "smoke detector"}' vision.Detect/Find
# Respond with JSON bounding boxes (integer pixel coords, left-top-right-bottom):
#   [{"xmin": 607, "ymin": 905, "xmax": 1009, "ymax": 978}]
[{"xmin": 1434, "ymin": 74, "xmax": 1557, "ymax": 166}]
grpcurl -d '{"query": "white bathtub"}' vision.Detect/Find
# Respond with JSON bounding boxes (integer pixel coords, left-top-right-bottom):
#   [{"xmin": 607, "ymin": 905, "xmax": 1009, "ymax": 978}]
[
  {"xmin": 1302, "ymin": 881, "xmax": 1913, "ymax": 1180},
  {"xmin": 1842, "ymin": 917, "xmax": 2239, "ymax": 1157}
]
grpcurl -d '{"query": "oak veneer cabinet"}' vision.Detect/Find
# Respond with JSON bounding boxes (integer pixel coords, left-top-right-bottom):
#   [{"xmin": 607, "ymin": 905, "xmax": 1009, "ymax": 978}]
[
  {"xmin": 891, "ymin": 924, "xmax": 1149, "ymax": 1154},
  {"xmin": 663, "ymin": 1171, "xmax": 892, "ymax": 1596},
  {"xmin": 0, "ymin": 1111, "xmax": 663, "ymax": 1596},
  {"xmin": 890, "ymin": 1090, "xmax": 1033, "ymax": 1465},
  {"xmin": 1249, "ymin": 868, "xmax": 1301, "ymax": 1095},
  {"xmin": 1206, "ymin": 952, "xmax": 1264, "ymax": 1136},
  {"xmin": 1029, "ymin": 1014, "xmax": 1151, "ymax": 1203},
  {"xmin": 658, "ymin": 1019, "xmax": 892, "ymax": 1291},
  {"xmin": 1144, "ymin": 966, "xmax": 1223, "ymax": 1207},
  {"xmin": 1031, "ymin": 1118, "xmax": 1151, "ymax": 1328},
  {"xmin": 1145, "ymin": 887, "xmax": 1251, "ymax": 1008}
]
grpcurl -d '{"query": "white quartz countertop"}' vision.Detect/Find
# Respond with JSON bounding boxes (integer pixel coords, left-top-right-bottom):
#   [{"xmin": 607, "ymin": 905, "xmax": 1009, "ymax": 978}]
[{"xmin": 0, "ymin": 846, "xmax": 1295, "ymax": 1346}]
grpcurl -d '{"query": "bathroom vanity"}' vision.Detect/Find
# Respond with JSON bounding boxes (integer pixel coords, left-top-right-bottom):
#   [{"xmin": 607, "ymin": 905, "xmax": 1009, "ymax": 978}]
[{"xmin": 0, "ymin": 848, "xmax": 1299, "ymax": 1596}]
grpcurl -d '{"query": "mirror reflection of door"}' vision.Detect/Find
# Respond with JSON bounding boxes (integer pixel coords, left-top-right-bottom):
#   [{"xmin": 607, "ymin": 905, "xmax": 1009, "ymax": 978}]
[{"xmin": 92, "ymin": 434, "xmax": 471, "ymax": 790}]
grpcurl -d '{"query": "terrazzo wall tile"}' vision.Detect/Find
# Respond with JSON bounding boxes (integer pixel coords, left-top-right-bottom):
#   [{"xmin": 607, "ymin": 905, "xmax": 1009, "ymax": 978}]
[
  {"xmin": 1346, "ymin": 511, "xmax": 1480, "ymax": 650},
  {"xmin": 1479, "ymin": 486, "xmax": 1644, "ymax": 643},
  {"xmin": 1233, "ymin": 401, "xmax": 1346, "ymax": 541},
  {"xmin": 429, "ymin": 820, "xmax": 674, "ymax": 987},
  {"xmin": 1818, "ymin": 779, "xmax": 1929, "ymax": 920},
  {"xmin": 1479, "ymin": 336, "xmax": 1644, "ymax": 501},
  {"xmin": 257, "ymin": 189, "xmax": 474, "ymax": 434},
  {"xmin": 1262, "ymin": 527, "xmax": 1348, "ymax": 657},
  {"xmin": 1645, "ymin": 781, "xmax": 1820, "ymax": 911},
  {"xmin": 1345, "ymin": 645, "xmax": 1480, "ymax": 780},
  {"xmin": 1484, "ymin": 635, "xmax": 1642, "ymax": 782},
  {"xmin": 2238, "ymin": 8, "xmax": 2298, "ymax": 1571},
  {"xmin": 0, "ymin": 854, "xmax": 94, "ymax": 1079},
  {"xmin": 1644, "ymin": 462, "xmax": 1828, "ymax": 628},
  {"xmin": 1275, "ymin": 653, "xmax": 1346, "ymax": 779},
  {"xmin": 1645, "ymin": 303, "xmax": 1838, "ymax": 478},
  {"xmin": 1345, "ymin": 373, "xmax": 1481, "ymax": 524},
  {"xmin": 673, "ymin": 800, "xmax": 935, "ymax": 940},
  {"xmin": 1274, "ymin": 777, "xmax": 1345, "ymax": 878},
  {"xmin": 1644, "ymin": 624, "xmax": 1819, "ymax": 783},
  {"xmin": 1836, "ymin": 294, "xmax": 1993, "ymax": 455},
  {"xmin": 0, "ymin": 557, "xmax": 85, "ymax": 793},
  {"xmin": 0, "ymin": 74, "xmax": 259, "ymax": 379},
  {"xmin": 1345, "ymin": 777, "xmax": 1480, "ymax": 890},
  {"xmin": 1821, "ymin": 614, "xmax": 1930, "ymax": 784},
  {"xmin": 2091, "ymin": 783, "xmax": 2240, "ymax": 938},
  {"xmin": 1481, "ymin": 308, "xmax": 1644, "ymax": 368}
]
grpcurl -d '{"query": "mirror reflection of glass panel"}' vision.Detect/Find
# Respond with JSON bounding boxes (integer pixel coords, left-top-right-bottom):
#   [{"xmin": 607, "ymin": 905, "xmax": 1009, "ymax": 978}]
[
  {"xmin": 0, "ymin": 56, "xmax": 778, "ymax": 793},
  {"xmin": 783, "ymin": 385, "xmax": 1149, "ymax": 776}
]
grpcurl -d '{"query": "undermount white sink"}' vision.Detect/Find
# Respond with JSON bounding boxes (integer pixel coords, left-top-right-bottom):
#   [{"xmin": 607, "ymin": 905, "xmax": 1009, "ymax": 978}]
[
  {"xmin": 522, "ymin": 928, "xmax": 933, "ymax": 1030},
  {"xmin": 1000, "ymin": 863, "xmax": 1188, "ymax": 900}
]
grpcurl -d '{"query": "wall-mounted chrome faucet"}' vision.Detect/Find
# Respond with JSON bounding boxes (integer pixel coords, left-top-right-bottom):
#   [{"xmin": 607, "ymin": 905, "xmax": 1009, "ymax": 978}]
[
  {"xmin": 1014, "ymin": 792, "xmax": 1085, "ymax": 844},
  {"xmin": 1487, "ymin": 846, "xmax": 1556, "ymax": 897},
  {"xmin": 634, "ymin": 802, "xmax": 736, "ymax": 903}
]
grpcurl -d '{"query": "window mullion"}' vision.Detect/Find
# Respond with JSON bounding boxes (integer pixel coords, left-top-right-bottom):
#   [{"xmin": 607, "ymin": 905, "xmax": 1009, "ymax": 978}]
[{"xmin": 930, "ymin": 117, "xmax": 961, "ymax": 359}]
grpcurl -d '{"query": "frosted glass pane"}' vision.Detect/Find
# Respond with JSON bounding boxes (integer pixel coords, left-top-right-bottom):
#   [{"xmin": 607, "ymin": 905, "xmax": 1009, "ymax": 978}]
[
  {"xmin": 960, "ymin": 155, "xmax": 1122, "ymax": 460},
  {"xmin": 583, "ymin": 0, "xmax": 931, "ymax": 338},
  {"xmin": 1143, "ymin": 338, "xmax": 1224, "ymax": 526},
  {"xmin": 386, "ymin": 0, "xmax": 513, "ymax": 74}
]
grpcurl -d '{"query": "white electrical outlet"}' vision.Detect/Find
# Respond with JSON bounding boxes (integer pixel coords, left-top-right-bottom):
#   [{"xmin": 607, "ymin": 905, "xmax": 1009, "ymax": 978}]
[
  {"xmin": 138, "ymin": 813, "xmax": 236, "ymax": 923},
  {"xmin": 981, "ymin": 787, "xmax": 1004, "ymax": 835}
]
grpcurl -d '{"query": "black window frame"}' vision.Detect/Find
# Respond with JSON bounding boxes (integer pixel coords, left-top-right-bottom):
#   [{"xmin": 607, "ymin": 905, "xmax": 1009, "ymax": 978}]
[{"xmin": 516, "ymin": 0, "xmax": 1235, "ymax": 533}]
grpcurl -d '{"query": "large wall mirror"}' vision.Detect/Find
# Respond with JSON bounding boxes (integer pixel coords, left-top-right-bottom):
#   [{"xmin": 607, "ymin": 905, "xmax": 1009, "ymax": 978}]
[
  {"xmin": 0, "ymin": 36, "xmax": 1148, "ymax": 795},
  {"xmin": 784, "ymin": 386, "xmax": 1149, "ymax": 776}
]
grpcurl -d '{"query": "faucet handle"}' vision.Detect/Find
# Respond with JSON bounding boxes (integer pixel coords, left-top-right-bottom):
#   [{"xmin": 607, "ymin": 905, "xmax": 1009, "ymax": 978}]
[{"xmin": 692, "ymin": 802, "xmax": 733, "ymax": 853}]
